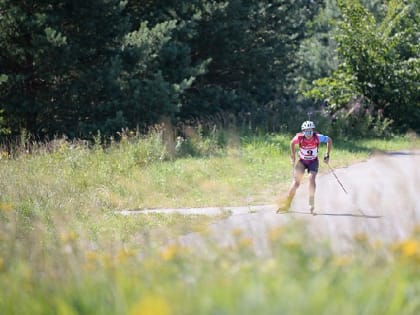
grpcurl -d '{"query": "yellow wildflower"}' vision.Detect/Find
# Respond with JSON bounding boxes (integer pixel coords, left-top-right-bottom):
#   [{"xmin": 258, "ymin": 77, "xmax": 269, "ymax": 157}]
[
  {"xmin": 160, "ymin": 244, "xmax": 178, "ymax": 261},
  {"xmin": 129, "ymin": 295, "xmax": 172, "ymax": 315},
  {"xmin": 268, "ymin": 227, "xmax": 283, "ymax": 241},
  {"xmin": 333, "ymin": 255, "xmax": 353, "ymax": 267},
  {"xmin": 0, "ymin": 202, "xmax": 13, "ymax": 212},
  {"xmin": 372, "ymin": 240, "xmax": 383, "ymax": 250},
  {"xmin": 284, "ymin": 240, "xmax": 301, "ymax": 250},
  {"xmin": 0, "ymin": 151, "xmax": 8, "ymax": 159},
  {"xmin": 261, "ymin": 258, "xmax": 277, "ymax": 273},
  {"xmin": 354, "ymin": 233, "xmax": 368, "ymax": 243},
  {"xmin": 400, "ymin": 239, "xmax": 419, "ymax": 257},
  {"xmin": 231, "ymin": 228, "xmax": 243, "ymax": 237},
  {"xmin": 117, "ymin": 248, "xmax": 135, "ymax": 263},
  {"xmin": 238, "ymin": 237, "xmax": 253, "ymax": 248},
  {"xmin": 60, "ymin": 231, "xmax": 78, "ymax": 242},
  {"xmin": 86, "ymin": 251, "xmax": 99, "ymax": 262}
]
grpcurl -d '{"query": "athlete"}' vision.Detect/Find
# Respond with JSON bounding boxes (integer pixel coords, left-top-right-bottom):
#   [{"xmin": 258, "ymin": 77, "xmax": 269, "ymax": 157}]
[{"xmin": 277, "ymin": 121, "xmax": 332, "ymax": 214}]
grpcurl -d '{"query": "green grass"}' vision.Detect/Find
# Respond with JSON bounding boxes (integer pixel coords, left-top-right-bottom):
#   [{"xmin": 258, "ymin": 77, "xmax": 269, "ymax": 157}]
[{"xmin": 0, "ymin": 131, "xmax": 419, "ymax": 314}]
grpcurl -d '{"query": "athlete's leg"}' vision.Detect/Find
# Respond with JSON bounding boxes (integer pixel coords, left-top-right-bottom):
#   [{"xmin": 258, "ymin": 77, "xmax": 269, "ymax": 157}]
[
  {"xmin": 288, "ymin": 163, "xmax": 305, "ymax": 201},
  {"xmin": 307, "ymin": 159, "xmax": 319, "ymax": 212},
  {"xmin": 308, "ymin": 171, "xmax": 317, "ymax": 209},
  {"xmin": 277, "ymin": 161, "xmax": 305, "ymax": 212},
  {"xmin": 286, "ymin": 161, "xmax": 305, "ymax": 207}
]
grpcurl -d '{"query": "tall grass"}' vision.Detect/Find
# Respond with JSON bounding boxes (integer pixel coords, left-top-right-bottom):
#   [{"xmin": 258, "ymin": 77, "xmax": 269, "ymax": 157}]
[{"xmin": 0, "ymin": 128, "xmax": 419, "ymax": 314}]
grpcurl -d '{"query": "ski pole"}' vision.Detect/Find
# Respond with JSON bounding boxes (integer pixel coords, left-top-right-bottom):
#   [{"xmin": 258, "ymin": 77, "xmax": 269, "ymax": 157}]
[
  {"xmin": 326, "ymin": 163, "xmax": 367, "ymax": 216},
  {"xmin": 326, "ymin": 163, "xmax": 348, "ymax": 194}
]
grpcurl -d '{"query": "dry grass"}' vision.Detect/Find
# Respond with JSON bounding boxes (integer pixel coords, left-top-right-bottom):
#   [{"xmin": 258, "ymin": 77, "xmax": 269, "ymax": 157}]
[{"xmin": 0, "ymin": 130, "xmax": 419, "ymax": 314}]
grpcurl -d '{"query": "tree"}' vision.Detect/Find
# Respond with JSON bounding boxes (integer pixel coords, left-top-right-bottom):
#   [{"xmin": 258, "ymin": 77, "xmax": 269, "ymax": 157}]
[
  {"xmin": 0, "ymin": 0, "xmax": 320, "ymax": 138},
  {"xmin": 0, "ymin": 0, "xmax": 132, "ymax": 138},
  {"xmin": 294, "ymin": 0, "xmax": 341, "ymax": 96},
  {"xmin": 182, "ymin": 0, "xmax": 320, "ymax": 125},
  {"xmin": 0, "ymin": 0, "xmax": 210, "ymax": 138},
  {"xmin": 305, "ymin": 0, "xmax": 419, "ymax": 133},
  {"xmin": 118, "ymin": 15, "xmax": 209, "ymax": 131},
  {"xmin": 126, "ymin": 0, "xmax": 319, "ymax": 125}
]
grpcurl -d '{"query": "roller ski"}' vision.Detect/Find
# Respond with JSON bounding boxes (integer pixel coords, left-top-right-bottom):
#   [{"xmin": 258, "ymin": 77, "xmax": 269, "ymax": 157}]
[
  {"xmin": 309, "ymin": 197, "xmax": 316, "ymax": 216},
  {"xmin": 276, "ymin": 196, "xmax": 292, "ymax": 213},
  {"xmin": 309, "ymin": 205, "xmax": 316, "ymax": 216}
]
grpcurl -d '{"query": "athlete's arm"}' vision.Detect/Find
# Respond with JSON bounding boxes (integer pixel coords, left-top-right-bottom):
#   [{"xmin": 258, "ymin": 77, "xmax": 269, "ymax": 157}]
[
  {"xmin": 323, "ymin": 137, "xmax": 332, "ymax": 163},
  {"xmin": 326, "ymin": 137, "xmax": 332, "ymax": 156},
  {"xmin": 317, "ymin": 134, "xmax": 332, "ymax": 162},
  {"xmin": 290, "ymin": 140, "xmax": 296, "ymax": 165}
]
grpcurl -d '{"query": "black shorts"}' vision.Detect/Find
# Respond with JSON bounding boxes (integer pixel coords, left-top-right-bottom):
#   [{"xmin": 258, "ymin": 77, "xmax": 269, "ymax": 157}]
[{"xmin": 296, "ymin": 159, "xmax": 319, "ymax": 174}]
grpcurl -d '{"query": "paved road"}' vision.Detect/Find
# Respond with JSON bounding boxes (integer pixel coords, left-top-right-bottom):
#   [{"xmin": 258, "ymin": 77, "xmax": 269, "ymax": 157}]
[{"xmin": 121, "ymin": 151, "xmax": 420, "ymax": 254}]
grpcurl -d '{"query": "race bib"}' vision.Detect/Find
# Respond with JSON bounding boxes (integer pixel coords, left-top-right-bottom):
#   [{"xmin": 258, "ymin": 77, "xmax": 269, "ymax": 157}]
[{"xmin": 299, "ymin": 147, "xmax": 318, "ymax": 160}]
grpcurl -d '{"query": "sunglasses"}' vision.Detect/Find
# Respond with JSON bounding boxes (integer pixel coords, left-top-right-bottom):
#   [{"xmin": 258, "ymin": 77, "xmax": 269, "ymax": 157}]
[{"xmin": 303, "ymin": 130, "xmax": 314, "ymax": 137}]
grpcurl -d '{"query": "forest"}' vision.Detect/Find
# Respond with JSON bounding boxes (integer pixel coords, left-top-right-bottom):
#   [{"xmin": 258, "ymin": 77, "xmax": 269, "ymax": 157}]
[
  {"xmin": 0, "ymin": 0, "xmax": 418, "ymax": 139},
  {"xmin": 1, "ymin": 2, "xmax": 420, "ymax": 314}
]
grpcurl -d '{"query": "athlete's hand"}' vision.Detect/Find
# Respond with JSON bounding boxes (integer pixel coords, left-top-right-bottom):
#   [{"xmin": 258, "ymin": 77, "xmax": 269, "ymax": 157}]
[{"xmin": 323, "ymin": 154, "xmax": 330, "ymax": 163}]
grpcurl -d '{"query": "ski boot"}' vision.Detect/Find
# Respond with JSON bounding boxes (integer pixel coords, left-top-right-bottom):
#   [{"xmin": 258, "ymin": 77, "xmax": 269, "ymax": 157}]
[
  {"xmin": 276, "ymin": 196, "xmax": 292, "ymax": 213},
  {"xmin": 309, "ymin": 197, "xmax": 316, "ymax": 215}
]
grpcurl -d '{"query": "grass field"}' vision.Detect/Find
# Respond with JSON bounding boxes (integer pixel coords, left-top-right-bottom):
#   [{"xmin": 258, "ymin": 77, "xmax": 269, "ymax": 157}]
[{"xmin": 0, "ymin": 130, "xmax": 419, "ymax": 314}]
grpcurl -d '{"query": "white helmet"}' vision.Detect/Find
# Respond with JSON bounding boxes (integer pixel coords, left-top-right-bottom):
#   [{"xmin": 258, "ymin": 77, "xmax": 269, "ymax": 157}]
[{"xmin": 301, "ymin": 121, "xmax": 315, "ymax": 130}]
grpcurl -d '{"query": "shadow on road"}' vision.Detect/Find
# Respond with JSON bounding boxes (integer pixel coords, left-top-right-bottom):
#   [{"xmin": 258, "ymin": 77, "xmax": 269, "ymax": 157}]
[
  {"xmin": 280, "ymin": 210, "xmax": 382, "ymax": 219},
  {"xmin": 374, "ymin": 150, "xmax": 420, "ymax": 156}
]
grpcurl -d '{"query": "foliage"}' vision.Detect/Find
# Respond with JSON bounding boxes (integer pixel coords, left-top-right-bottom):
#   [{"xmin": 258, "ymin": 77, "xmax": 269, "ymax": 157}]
[
  {"xmin": 294, "ymin": 0, "xmax": 341, "ymax": 98},
  {"xmin": 305, "ymin": 0, "xmax": 419, "ymax": 133},
  {"xmin": 0, "ymin": 131, "xmax": 418, "ymax": 313},
  {"xmin": 0, "ymin": 0, "xmax": 418, "ymax": 139},
  {"xmin": 1, "ymin": 198, "xmax": 420, "ymax": 314},
  {"xmin": 0, "ymin": 0, "xmax": 131, "ymax": 137},
  {"xmin": 181, "ymin": 0, "xmax": 319, "ymax": 119},
  {"xmin": 0, "ymin": 0, "xmax": 318, "ymax": 138}
]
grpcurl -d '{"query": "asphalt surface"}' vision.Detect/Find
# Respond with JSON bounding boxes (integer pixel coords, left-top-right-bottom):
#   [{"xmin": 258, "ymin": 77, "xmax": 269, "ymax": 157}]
[{"xmin": 121, "ymin": 150, "xmax": 420, "ymax": 254}]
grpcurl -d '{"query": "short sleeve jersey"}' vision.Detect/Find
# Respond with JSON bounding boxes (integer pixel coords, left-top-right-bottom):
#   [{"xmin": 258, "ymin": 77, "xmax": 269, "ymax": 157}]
[{"xmin": 291, "ymin": 133, "xmax": 329, "ymax": 161}]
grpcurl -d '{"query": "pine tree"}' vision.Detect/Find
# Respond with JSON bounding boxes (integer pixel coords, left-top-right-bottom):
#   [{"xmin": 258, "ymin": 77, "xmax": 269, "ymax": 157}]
[{"xmin": 0, "ymin": 0, "xmax": 131, "ymax": 137}]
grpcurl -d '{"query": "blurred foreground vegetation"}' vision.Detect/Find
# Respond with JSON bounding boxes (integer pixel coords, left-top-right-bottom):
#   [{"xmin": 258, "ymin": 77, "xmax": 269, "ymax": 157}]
[{"xmin": 0, "ymin": 130, "xmax": 419, "ymax": 314}]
